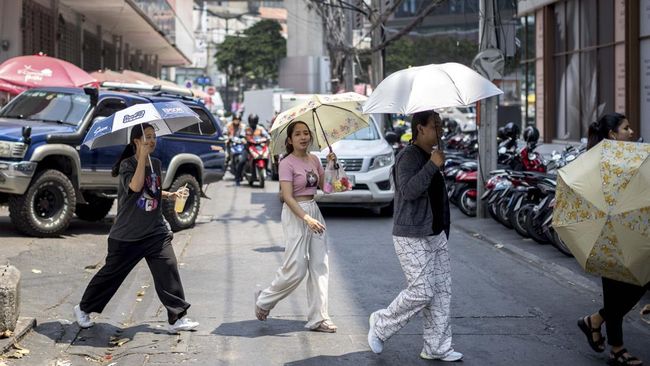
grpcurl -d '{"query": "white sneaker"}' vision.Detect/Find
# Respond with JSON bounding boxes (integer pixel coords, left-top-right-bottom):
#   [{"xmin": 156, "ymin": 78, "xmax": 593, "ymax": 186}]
[
  {"xmin": 168, "ymin": 317, "xmax": 199, "ymax": 333},
  {"xmin": 367, "ymin": 312, "xmax": 384, "ymax": 354},
  {"xmin": 73, "ymin": 304, "xmax": 94, "ymax": 329},
  {"xmin": 420, "ymin": 350, "xmax": 464, "ymax": 362}
]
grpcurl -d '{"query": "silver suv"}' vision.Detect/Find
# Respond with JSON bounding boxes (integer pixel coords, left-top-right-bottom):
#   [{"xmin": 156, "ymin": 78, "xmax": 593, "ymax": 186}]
[{"xmin": 313, "ymin": 117, "xmax": 394, "ymax": 215}]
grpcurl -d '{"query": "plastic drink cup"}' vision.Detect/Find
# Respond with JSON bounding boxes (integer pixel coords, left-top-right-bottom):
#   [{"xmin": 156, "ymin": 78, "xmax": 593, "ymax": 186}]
[{"xmin": 174, "ymin": 187, "xmax": 190, "ymax": 213}]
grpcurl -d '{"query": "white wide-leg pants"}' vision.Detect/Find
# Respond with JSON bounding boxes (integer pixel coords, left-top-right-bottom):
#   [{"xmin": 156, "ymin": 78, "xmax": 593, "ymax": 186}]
[
  {"xmin": 373, "ymin": 233, "xmax": 453, "ymax": 357},
  {"xmin": 256, "ymin": 200, "xmax": 330, "ymax": 329}
]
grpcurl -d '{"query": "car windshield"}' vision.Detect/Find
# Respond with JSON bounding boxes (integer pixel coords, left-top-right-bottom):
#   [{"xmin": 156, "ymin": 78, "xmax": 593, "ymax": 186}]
[
  {"xmin": 343, "ymin": 122, "xmax": 380, "ymax": 141},
  {"xmin": 0, "ymin": 90, "xmax": 91, "ymax": 126}
]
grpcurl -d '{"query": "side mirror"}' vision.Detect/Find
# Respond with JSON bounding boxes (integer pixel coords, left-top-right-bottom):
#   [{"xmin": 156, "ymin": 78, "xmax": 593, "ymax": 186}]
[{"xmin": 385, "ymin": 131, "xmax": 399, "ymax": 144}]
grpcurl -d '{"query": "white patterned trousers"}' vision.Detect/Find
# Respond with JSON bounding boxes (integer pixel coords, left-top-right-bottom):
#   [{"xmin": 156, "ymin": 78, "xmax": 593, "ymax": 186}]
[{"xmin": 373, "ymin": 233, "xmax": 453, "ymax": 357}]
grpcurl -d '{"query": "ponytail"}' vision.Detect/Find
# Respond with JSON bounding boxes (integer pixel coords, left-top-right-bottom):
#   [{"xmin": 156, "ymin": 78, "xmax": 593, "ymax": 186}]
[
  {"xmin": 587, "ymin": 121, "xmax": 601, "ymax": 151},
  {"xmin": 587, "ymin": 112, "xmax": 627, "ymax": 150},
  {"xmin": 111, "ymin": 144, "xmax": 135, "ymax": 177}
]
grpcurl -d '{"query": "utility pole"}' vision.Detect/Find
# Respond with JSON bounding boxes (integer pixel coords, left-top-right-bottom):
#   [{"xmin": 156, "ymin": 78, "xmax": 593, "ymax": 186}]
[
  {"xmin": 370, "ymin": 0, "xmax": 383, "ymax": 88},
  {"xmin": 476, "ymin": 0, "xmax": 499, "ymax": 218},
  {"xmin": 344, "ymin": 6, "xmax": 354, "ymax": 92}
]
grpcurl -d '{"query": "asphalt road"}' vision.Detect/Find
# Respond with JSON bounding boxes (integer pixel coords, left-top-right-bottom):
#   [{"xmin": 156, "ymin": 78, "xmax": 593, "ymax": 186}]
[{"xmin": 0, "ymin": 178, "xmax": 648, "ymax": 365}]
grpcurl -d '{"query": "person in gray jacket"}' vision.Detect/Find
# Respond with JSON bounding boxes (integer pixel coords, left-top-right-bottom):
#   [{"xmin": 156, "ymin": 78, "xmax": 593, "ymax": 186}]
[{"xmin": 367, "ymin": 110, "xmax": 463, "ymax": 362}]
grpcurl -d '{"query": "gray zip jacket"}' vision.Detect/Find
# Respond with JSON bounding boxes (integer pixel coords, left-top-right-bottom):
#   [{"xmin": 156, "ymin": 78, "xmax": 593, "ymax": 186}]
[{"xmin": 392, "ymin": 144, "xmax": 450, "ymax": 238}]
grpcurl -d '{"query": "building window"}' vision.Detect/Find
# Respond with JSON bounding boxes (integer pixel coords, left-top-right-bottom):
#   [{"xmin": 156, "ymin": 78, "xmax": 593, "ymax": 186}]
[
  {"xmin": 519, "ymin": 15, "xmax": 536, "ymax": 127},
  {"xmin": 552, "ymin": 0, "xmax": 616, "ymax": 141}
]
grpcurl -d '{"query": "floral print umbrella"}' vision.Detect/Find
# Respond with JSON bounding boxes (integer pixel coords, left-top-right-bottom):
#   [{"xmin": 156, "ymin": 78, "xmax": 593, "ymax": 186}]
[
  {"xmin": 269, "ymin": 92, "xmax": 369, "ymax": 156},
  {"xmin": 552, "ymin": 139, "xmax": 650, "ymax": 286}
]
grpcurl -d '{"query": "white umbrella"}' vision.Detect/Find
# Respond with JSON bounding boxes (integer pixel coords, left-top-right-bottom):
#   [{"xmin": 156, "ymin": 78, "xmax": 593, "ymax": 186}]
[{"xmin": 362, "ymin": 62, "xmax": 503, "ymax": 115}]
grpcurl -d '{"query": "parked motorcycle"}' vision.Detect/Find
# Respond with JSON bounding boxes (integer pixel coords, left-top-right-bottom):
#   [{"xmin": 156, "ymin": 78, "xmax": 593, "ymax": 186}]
[{"xmin": 242, "ymin": 136, "xmax": 270, "ymax": 188}]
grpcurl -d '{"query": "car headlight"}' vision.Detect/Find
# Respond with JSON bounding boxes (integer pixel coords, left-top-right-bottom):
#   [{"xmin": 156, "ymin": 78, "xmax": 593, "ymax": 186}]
[
  {"xmin": 370, "ymin": 153, "xmax": 394, "ymax": 170},
  {"xmin": 0, "ymin": 141, "xmax": 27, "ymax": 159}
]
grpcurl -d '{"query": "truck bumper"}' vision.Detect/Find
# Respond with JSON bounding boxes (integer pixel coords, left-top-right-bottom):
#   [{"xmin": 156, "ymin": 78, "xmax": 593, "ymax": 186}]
[{"xmin": 0, "ymin": 161, "xmax": 37, "ymax": 195}]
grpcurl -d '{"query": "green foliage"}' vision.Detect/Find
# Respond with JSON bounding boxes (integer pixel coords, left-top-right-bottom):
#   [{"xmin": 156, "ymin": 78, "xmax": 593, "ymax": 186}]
[
  {"xmin": 215, "ymin": 19, "xmax": 286, "ymax": 88},
  {"xmin": 385, "ymin": 36, "xmax": 477, "ymax": 75}
]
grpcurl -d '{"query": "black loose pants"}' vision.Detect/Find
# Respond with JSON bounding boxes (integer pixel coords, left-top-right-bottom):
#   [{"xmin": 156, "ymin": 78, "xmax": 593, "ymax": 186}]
[
  {"xmin": 598, "ymin": 277, "xmax": 648, "ymax": 346},
  {"xmin": 80, "ymin": 232, "xmax": 190, "ymax": 324}
]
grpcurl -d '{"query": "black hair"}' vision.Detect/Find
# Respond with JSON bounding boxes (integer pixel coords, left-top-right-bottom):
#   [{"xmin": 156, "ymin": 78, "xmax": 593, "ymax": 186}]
[
  {"xmin": 282, "ymin": 121, "xmax": 312, "ymax": 159},
  {"xmin": 410, "ymin": 110, "xmax": 438, "ymax": 143},
  {"xmin": 111, "ymin": 123, "xmax": 154, "ymax": 177},
  {"xmin": 587, "ymin": 113, "xmax": 627, "ymax": 150}
]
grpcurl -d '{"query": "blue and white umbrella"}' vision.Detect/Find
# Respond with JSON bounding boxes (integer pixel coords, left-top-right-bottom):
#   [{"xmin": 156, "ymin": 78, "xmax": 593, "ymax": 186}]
[{"xmin": 82, "ymin": 101, "xmax": 201, "ymax": 150}]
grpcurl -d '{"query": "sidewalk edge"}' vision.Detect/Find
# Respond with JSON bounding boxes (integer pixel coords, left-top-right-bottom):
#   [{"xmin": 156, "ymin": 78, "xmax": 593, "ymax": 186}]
[{"xmin": 0, "ymin": 317, "xmax": 37, "ymax": 355}]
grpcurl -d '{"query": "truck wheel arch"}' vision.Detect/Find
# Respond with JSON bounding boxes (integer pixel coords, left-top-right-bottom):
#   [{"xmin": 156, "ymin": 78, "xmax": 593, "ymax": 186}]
[
  {"xmin": 163, "ymin": 154, "xmax": 204, "ymax": 190},
  {"xmin": 29, "ymin": 145, "xmax": 82, "ymax": 199}
]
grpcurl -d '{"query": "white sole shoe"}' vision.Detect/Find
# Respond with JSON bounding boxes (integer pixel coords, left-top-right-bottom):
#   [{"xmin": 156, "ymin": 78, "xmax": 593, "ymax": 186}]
[
  {"xmin": 73, "ymin": 304, "xmax": 94, "ymax": 329},
  {"xmin": 367, "ymin": 312, "xmax": 384, "ymax": 354},
  {"xmin": 420, "ymin": 350, "xmax": 463, "ymax": 362}
]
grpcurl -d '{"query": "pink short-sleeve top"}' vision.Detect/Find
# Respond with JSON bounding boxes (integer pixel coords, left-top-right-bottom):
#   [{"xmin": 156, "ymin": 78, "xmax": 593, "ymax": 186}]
[{"xmin": 279, "ymin": 153, "xmax": 324, "ymax": 197}]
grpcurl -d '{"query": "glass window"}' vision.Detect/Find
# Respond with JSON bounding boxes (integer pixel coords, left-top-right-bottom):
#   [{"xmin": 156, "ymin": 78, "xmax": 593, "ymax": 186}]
[
  {"xmin": 178, "ymin": 107, "xmax": 217, "ymax": 135},
  {"xmin": 597, "ymin": 0, "xmax": 614, "ymax": 44},
  {"xmin": 580, "ymin": 0, "xmax": 597, "ymax": 48},
  {"xmin": 0, "ymin": 90, "xmax": 90, "ymax": 126},
  {"xmin": 343, "ymin": 123, "xmax": 380, "ymax": 141},
  {"xmin": 551, "ymin": 0, "xmax": 618, "ymax": 140},
  {"xmin": 554, "ymin": 2, "xmax": 566, "ymax": 53}
]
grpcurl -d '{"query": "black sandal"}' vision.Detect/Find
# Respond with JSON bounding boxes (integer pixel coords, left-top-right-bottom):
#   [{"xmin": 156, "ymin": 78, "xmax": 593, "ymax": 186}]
[
  {"xmin": 608, "ymin": 348, "xmax": 643, "ymax": 366},
  {"xmin": 577, "ymin": 316, "xmax": 606, "ymax": 353}
]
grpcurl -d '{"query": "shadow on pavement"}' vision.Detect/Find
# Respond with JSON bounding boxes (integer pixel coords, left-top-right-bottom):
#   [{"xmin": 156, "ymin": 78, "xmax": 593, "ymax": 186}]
[
  {"xmin": 34, "ymin": 321, "xmax": 163, "ymax": 347},
  {"xmin": 284, "ymin": 351, "xmax": 395, "ymax": 366},
  {"xmin": 212, "ymin": 319, "xmax": 307, "ymax": 338}
]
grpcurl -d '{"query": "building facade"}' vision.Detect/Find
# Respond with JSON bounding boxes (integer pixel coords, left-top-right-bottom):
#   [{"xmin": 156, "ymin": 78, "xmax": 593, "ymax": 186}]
[
  {"xmin": 518, "ymin": 0, "xmax": 647, "ymax": 142},
  {"xmin": 0, "ymin": 0, "xmax": 193, "ymax": 77}
]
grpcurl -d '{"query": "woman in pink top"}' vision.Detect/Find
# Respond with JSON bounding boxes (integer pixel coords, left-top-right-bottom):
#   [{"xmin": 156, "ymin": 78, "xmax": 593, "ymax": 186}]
[{"xmin": 254, "ymin": 121, "xmax": 338, "ymax": 333}]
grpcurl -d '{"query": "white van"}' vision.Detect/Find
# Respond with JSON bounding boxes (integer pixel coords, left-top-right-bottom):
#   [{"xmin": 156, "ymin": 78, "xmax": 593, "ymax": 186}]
[{"xmin": 313, "ymin": 116, "xmax": 395, "ymax": 215}]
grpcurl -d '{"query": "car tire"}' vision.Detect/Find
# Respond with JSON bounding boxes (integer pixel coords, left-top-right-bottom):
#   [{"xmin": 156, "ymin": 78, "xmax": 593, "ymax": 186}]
[
  {"xmin": 8, "ymin": 169, "xmax": 76, "ymax": 237},
  {"xmin": 162, "ymin": 174, "xmax": 201, "ymax": 232},
  {"xmin": 75, "ymin": 193, "xmax": 113, "ymax": 221}
]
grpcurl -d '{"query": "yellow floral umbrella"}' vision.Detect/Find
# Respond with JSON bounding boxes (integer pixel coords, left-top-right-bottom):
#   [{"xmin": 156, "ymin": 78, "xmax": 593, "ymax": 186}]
[
  {"xmin": 552, "ymin": 139, "xmax": 650, "ymax": 286},
  {"xmin": 269, "ymin": 92, "xmax": 369, "ymax": 156}
]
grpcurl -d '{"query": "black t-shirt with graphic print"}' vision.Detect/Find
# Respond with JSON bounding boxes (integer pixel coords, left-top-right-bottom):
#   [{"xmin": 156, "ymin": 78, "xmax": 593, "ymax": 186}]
[{"xmin": 109, "ymin": 156, "xmax": 170, "ymax": 241}]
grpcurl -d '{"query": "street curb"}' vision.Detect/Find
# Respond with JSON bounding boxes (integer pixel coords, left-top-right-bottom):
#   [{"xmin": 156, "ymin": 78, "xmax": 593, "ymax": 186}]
[
  {"xmin": 451, "ymin": 223, "xmax": 601, "ymax": 294},
  {"xmin": 0, "ymin": 317, "xmax": 36, "ymax": 355}
]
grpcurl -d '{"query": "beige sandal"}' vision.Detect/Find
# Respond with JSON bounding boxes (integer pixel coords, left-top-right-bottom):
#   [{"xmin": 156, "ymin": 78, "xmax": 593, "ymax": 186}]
[
  {"xmin": 254, "ymin": 290, "xmax": 269, "ymax": 321},
  {"xmin": 311, "ymin": 320, "xmax": 337, "ymax": 333}
]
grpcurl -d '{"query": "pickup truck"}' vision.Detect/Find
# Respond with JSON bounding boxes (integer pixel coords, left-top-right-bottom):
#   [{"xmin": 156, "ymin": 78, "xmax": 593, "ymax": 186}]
[{"xmin": 0, "ymin": 86, "xmax": 225, "ymax": 237}]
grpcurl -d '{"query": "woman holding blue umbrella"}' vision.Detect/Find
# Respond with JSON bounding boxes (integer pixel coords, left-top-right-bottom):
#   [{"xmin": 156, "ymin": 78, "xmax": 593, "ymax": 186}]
[{"xmin": 74, "ymin": 123, "xmax": 199, "ymax": 333}]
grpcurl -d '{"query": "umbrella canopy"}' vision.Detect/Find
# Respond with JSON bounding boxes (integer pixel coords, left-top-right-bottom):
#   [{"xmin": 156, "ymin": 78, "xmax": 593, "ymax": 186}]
[
  {"xmin": 269, "ymin": 92, "xmax": 369, "ymax": 156},
  {"xmin": 83, "ymin": 101, "xmax": 200, "ymax": 150},
  {"xmin": 552, "ymin": 139, "xmax": 650, "ymax": 286},
  {"xmin": 121, "ymin": 70, "xmax": 178, "ymax": 87},
  {"xmin": 362, "ymin": 62, "xmax": 503, "ymax": 115},
  {"xmin": 90, "ymin": 69, "xmax": 137, "ymax": 83},
  {"xmin": 0, "ymin": 54, "xmax": 97, "ymax": 95}
]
